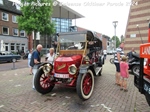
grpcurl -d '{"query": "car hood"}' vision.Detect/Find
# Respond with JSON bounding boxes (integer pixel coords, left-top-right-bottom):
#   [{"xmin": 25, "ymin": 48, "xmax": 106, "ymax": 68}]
[{"xmin": 54, "ymin": 54, "xmax": 82, "ymax": 73}]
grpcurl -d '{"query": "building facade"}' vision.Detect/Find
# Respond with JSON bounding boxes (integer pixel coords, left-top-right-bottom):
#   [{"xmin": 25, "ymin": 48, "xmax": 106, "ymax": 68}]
[
  {"xmin": 124, "ymin": 0, "xmax": 150, "ymax": 54},
  {"xmin": 0, "ymin": 0, "xmax": 27, "ymax": 53},
  {"xmin": 0, "ymin": 0, "xmax": 84, "ymax": 53},
  {"xmin": 38, "ymin": 18, "xmax": 73, "ymax": 49}
]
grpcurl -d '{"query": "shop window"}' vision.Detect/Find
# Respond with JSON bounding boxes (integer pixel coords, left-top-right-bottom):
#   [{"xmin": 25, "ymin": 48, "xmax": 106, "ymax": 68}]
[{"xmin": 11, "ymin": 43, "xmax": 15, "ymax": 50}]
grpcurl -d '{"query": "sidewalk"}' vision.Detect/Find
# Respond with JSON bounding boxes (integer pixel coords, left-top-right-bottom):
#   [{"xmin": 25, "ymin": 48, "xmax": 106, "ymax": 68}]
[{"xmin": 0, "ymin": 55, "xmax": 149, "ymax": 112}]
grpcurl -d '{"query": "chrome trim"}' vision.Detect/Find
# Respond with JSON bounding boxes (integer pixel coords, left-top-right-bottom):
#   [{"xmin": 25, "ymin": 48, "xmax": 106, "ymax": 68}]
[{"xmin": 68, "ymin": 64, "xmax": 77, "ymax": 75}]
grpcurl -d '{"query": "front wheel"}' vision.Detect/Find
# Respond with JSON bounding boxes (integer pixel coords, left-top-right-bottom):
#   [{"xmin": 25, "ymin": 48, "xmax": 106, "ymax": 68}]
[
  {"xmin": 34, "ymin": 69, "xmax": 55, "ymax": 94},
  {"xmin": 131, "ymin": 65, "xmax": 140, "ymax": 75},
  {"xmin": 76, "ymin": 70, "xmax": 94, "ymax": 100}
]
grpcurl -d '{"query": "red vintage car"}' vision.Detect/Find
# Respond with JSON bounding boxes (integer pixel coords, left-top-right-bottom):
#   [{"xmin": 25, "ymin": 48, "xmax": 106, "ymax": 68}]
[{"xmin": 34, "ymin": 31, "xmax": 104, "ymax": 100}]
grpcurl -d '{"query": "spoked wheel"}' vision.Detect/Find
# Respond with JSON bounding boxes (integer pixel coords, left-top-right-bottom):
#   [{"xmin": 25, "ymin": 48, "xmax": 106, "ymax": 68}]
[
  {"xmin": 132, "ymin": 65, "xmax": 140, "ymax": 75},
  {"xmin": 76, "ymin": 70, "xmax": 94, "ymax": 100},
  {"xmin": 34, "ymin": 69, "xmax": 55, "ymax": 94}
]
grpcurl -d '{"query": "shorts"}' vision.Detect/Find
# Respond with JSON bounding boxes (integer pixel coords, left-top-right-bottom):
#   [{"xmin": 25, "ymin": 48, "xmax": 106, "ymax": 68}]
[
  {"xmin": 120, "ymin": 77, "xmax": 128, "ymax": 80},
  {"xmin": 114, "ymin": 63, "xmax": 120, "ymax": 72}
]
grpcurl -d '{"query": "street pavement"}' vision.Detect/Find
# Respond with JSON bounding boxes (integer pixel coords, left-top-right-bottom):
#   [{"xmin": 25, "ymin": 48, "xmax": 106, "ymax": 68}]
[{"xmin": 0, "ymin": 55, "xmax": 150, "ymax": 112}]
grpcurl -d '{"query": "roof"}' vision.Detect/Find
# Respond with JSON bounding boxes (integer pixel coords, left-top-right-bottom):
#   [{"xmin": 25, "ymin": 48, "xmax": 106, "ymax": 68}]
[
  {"xmin": 0, "ymin": 0, "xmax": 22, "ymax": 15},
  {"xmin": 59, "ymin": 30, "xmax": 102, "ymax": 41},
  {"xmin": 52, "ymin": 2, "xmax": 84, "ymax": 19},
  {"xmin": 0, "ymin": 0, "xmax": 84, "ymax": 19}
]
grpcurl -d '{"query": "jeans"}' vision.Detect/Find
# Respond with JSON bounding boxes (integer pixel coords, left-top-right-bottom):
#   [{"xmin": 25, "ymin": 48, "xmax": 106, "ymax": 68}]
[{"xmin": 32, "ymin": 68, "xmax": 38, "ymax": 89}]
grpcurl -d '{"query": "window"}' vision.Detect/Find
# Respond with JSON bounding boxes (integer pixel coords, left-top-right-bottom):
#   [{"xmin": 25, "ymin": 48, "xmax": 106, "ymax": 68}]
[
  {"xmin": 130, "ymin": 34, "xmax": 136, "ymax": 38},
  {"xmin": 2, "ymin": 27, "xmax": 9, "ymax": 35},
  {"xmin": 12, "ymin": 15, "xmax": 17, "ymax": 23},
  {"xmin": 2, "ymin": 12, "xmax": 9, "ymax": 21},
  {"xmin": 13, "ymin": 28, "xmax": 18, "ymax": 36},
  {"xmin": 20, "ymin": 30, "xmax": 25, "ymax": 37},
  {"xmin": 11, "ymin": 43, "xmax": 15, "ymax": 50},
  {"xmin": 0, "ymin": 0, "xmax": 3, "ymax": 4}
]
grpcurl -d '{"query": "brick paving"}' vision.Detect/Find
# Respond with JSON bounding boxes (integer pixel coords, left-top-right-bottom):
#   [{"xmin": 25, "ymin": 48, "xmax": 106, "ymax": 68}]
[{"xmin": 0, "ymin": 55, "xmax": 150, "ymax": 112}]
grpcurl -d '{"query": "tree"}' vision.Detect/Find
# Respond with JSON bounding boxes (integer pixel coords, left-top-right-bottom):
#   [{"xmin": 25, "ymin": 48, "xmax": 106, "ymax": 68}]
[
  {"xmin": 18, "ymin": 0, "xmax": 55, "ymax": 49},
  {"xmin": 111, "ymin": 36, "xmax": 120, "ymax": 48}
]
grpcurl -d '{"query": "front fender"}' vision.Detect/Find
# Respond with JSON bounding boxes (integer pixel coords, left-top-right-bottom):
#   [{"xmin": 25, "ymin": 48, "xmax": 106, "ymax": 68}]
[
  {"xmin": 33, "ymin": 62, "xmax": 49, "ymax": 69},
  {"xmin": 131, "ymin": 62, "xmax": 140, "ymax": 65},
  {"xmin": 79, "ymin": 64, "xmax": 96, "ymax": 76}
]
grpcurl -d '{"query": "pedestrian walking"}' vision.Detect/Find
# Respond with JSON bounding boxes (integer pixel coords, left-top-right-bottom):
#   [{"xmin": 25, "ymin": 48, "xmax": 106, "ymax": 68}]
[
  {"xmin": 120, "ymin": 56, "xmax": 129, "ymax": 92},
  {"xmin": 103, "ymin": 50, "xmax": 107, "ymax": 60},
  {"xmin": 114, "ymin": 42, "xmax": 124, "ymax": 86},
  {"xmin": 28, "ymin": 49, "xmax": 33, "ymax": 75},
  {"xmin": 30, "ymin": 44, "xmax": 43, "ymax": 89}
]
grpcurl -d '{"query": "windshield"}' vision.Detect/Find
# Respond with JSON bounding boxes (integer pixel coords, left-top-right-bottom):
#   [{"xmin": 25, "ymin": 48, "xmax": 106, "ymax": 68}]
[{"xmin": 59, "ymin": 34, "xmax": 86, "ymax": 50}]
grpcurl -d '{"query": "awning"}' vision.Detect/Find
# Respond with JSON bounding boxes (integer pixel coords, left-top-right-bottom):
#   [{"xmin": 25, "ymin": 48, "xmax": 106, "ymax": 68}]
[{"xmin": 52, "ymin": 1, "xmax": 84, "ymax": 19}]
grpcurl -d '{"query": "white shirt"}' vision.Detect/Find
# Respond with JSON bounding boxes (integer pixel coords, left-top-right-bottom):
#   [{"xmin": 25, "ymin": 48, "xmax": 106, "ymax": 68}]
[
  {"xmin": 46, "ymin": 53, "xmax": 56, "ymax": 64},
  {"xmin": 103, "ymin": 50, "xmax": 107, "ymax": 55}
]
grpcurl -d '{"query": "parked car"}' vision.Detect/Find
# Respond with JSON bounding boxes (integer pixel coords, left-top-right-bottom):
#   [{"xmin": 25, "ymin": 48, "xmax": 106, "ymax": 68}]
[
  {"xmin": 33, "ymin": 30, "xmax": 105, "ymax": 100},
  {"xmin": 0, "ymin": 51, "xmax": 21, "ymax": 63}
]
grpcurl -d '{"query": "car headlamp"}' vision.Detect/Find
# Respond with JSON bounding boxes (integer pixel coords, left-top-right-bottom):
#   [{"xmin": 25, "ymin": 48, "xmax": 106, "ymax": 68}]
[
  {"xmin": 43, "ymin": 64, "xmax": 52, "ymax": 73},
  {"xmin": 68, "ymin": 64, "xmax": 77, "ymax": 75}
]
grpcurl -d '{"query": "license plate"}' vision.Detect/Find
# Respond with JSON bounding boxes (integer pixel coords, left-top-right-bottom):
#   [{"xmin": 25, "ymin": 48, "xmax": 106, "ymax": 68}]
[
  {"xmin": 144, "ymin": 83, "xmax": 150, "ymax": 95},
  {"xmin": 54, "ymin": 73, "xmax": 69, "ymax": 78}
]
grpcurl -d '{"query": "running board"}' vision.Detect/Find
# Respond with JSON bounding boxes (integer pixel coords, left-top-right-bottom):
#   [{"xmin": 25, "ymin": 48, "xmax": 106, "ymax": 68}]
[{"xmin": 95, "ymin": 67, "xmax": 102, "ymax": 75}]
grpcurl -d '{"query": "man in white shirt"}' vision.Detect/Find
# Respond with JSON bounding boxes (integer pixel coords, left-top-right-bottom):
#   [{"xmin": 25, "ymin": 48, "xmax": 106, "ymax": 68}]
[{"xmin": 45, "ymin": 48, "xmax": 56, "ymax": 65}]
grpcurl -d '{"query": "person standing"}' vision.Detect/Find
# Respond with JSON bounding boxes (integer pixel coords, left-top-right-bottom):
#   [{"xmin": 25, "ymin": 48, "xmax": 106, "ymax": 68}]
[
  {"xmin": 45, "ymin": 48, "xmax": 56, "ymax": 65},
  {"xmin": 127, "ymin": 47, "xmax": 136, "ymax": 60},
  {"xmin": 120, "ymin": 56, "xmax": 129, "ymax": 92},
  {"xmin": 30, "ymin": 44, "xmax": 43, "ymax": 89},
  {"xmin": 28, "ymin": 49, "xmax": 33, "ymax": 75},
  {"xmin": 103, "ymin": 50, "xmax": 107, "ymax": 60},
  {"xmin": 114, "ymin": 42, "xmax": 124, "ymax": 86}
]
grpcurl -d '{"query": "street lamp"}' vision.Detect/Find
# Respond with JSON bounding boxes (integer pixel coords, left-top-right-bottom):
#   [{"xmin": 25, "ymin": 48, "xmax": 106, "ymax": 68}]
[{"xmin": 112, "ymin": 21, "xmax": 118, "ymax": 50}]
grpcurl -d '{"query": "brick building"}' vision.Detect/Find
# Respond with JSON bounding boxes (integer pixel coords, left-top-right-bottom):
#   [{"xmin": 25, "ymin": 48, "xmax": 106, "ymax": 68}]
[
  {"xmin": 124, "ymin": 0, "xmax": 150, "ymax": 54},
  {"xmin": 0, "ymin": 0, "xmax": 27, "ymax": 53},
  {"xmin": 0, "ymin": 0, "xmax": 84, "ymax": 53}
]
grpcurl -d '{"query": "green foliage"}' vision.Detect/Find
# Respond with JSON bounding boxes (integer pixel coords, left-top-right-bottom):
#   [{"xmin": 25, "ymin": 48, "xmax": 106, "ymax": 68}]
[
  {"xmin": 17, "ymin": 0, "xmax": 55, "ymax": 35},
  {"xmin": 111, "ymin": 36, "xmax": 121, "ymax": 48}
]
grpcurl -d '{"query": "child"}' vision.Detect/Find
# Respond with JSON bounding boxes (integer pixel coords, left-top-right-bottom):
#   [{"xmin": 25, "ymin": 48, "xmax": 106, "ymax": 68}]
[{"xmin": 120, "ymin": 56, "xmax": 129, "ymax": 92}]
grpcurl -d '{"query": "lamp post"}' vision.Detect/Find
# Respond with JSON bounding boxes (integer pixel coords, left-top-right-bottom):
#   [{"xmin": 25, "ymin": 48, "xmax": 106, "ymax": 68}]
[{"xmin": 112, "ymin": 21, "xmax": 118, "ymax": 50}]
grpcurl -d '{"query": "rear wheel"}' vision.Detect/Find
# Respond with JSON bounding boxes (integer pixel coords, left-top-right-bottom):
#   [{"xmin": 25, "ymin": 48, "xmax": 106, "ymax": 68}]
[
  {"xmin": 76, "ymin": 70, "xmax": 94, "ymax": 100},
  {"xmin": 34, "ymin": 69, "xmax": 55, "ymax": 94},
  {"xmin": 131, "ymin": 65, "xmax": 140, "ymax": 75}
]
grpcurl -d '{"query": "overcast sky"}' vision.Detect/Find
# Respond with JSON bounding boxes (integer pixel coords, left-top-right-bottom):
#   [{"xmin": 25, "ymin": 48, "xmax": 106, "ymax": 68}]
[
  {"xmin": 10, "ymin": 0, "xmax": 132, "ymax": 38},
  {"xmin": 58, "ymin": 0, "xmax": 132, "ymax": 38}
]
